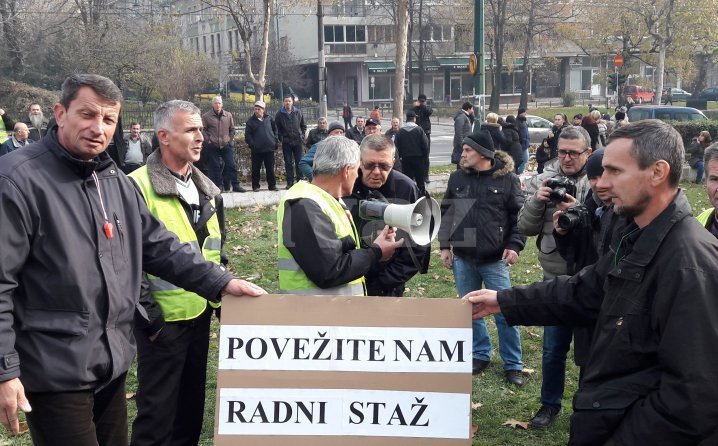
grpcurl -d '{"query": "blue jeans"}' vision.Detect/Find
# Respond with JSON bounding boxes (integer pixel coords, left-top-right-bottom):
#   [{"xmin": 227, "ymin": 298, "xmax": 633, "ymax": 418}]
[
  {"xmin": 453, "ymin": 257, "xmax": 523, "ymax": 371},
  {"xmin": 518, "ymin": 148, "xmax": 529, "ymax": 174},
  {"xmin": 205, "ymin": 143, "xmax": 238, "ymax": 190},
  {"xmin": 695, "ymin": 160, "xmax": 705, "ymax": 183},
  {"xmin": 282, "ymin": 142, "xmax": 304, "ymax": 185},
  {"xmin": 540, "ymin": 324, "xmax": 573, "ymax": 408}
]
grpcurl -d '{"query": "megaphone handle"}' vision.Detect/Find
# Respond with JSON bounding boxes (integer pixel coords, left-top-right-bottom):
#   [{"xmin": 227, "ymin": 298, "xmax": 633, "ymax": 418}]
[{"xmin": 424, "ymin": 190, "xmax": 436, "ymax": 237}]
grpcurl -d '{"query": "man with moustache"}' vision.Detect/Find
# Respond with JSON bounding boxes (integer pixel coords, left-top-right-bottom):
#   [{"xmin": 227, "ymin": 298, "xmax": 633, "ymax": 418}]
[
  {"xmin": 23, "ymin": 103, "xmax": 48, "ymax": 141},
  {"xmin": 697, "ymin": 145, "xmax": 718, "ymax": 238},
  {"xmin": 466, "ymin": 120, "xmax": 718, "ymax": 445},
  {"xmin": 345, "ymin": 134, "xmax": 430, "ymax": 296},
  {"xmin": 0, "ymin": 123, "xmax": 32, "ymax": 157},
  {"xmin": 0, "ymin": 74, "xmax": 265, "ymax": 445}
]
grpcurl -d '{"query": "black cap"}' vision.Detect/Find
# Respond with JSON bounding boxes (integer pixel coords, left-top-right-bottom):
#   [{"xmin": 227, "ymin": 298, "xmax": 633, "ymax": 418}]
[
  {"xmin": 586, "ymin": 148, "xmax": 604, "ymax": 178},
  {"xmin": 406, "ymin": 110, "xmax": 417, "ymax": 119},
  {"xmin": 418, "ymin": 94, "xmax": 427, "ymax": 101},
  {"xmin": 462, "ymin": 131, "xmax": 495, "ymax": 160},
  {"xmin": 517, "ymin": 107, "xmax": 526, "ymax": 115},
  {"xmin": 365, "ymin": 117, "xmax": 379, "ymax": 126}
]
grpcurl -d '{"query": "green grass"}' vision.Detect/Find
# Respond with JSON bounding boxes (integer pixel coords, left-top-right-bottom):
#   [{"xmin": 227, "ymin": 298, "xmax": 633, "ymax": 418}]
[{"xmin": 2, "ymin": 182, "xmax": 711, "ymax": 445}]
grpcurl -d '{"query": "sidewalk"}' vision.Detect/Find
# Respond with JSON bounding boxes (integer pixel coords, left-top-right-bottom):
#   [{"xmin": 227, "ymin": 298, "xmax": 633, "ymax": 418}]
[{"xmin": 222, "ymin": 172, "xmax": 451, "ymax": 208}]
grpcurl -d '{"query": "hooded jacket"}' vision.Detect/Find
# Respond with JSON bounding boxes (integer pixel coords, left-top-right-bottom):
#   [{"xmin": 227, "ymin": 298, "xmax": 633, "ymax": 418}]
[
  {"xmin": 439, "ymin": 151, "xmax": 526, "ymax": 264},
  {"xmin": 0, "ymin": 126, "xmax": 232, "ymax": 392},
  {"xmin": 395, "ymin": 122, "xmax": 429, "ymax": 159},
  {"xmin": 245, "ymin": 113, "xmax": 279, "ymax": 154}
]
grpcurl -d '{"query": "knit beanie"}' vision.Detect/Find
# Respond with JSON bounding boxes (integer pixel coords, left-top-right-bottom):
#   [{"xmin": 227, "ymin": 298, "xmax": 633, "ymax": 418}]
[
  {"xmin": 463, "ymin": 131, "xmax": 495, "ymax": 160},
  {"xmin": 585, "ymin": 148, "xmax": 604, "ymax": 178}
]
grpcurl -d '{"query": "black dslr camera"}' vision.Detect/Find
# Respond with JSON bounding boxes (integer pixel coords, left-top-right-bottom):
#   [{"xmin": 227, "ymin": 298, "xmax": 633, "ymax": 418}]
[
  {"xmin": 545, "ymin": 176, "xmax": 577, "ymax": 204},
  {"xmin": 557, "ymin": 205, "xmax": 593, "ymax": 231}
]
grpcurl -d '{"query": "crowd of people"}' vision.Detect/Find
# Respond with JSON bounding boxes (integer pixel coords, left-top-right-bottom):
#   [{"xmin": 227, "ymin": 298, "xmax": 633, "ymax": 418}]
[{"xmin": 1, "ymin": 74, "xmax": 717, "ymax": 445}]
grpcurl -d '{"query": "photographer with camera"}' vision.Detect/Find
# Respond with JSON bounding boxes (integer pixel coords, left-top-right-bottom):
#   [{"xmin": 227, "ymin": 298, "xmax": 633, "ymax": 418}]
[
  {"xmin": 551, "ymin": 149, "xmax": 623, "ymax": 379},
  {"xmin": 517, "ymin": 125, "xmax": 592, "ymax": 428}
]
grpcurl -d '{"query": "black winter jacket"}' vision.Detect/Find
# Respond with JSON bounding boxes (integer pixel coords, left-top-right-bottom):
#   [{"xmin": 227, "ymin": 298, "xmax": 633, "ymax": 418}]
[
  {"xmin": 245, "ymin": 114, "xmax": 279, "ymax": 154},
  {"xmin": 439, "ymin": 151, "xmax": 526, "ymax": 263},
  {"xmin": 306, "ymin": 128, "xmax": 329, "ymax": 147},
  {"xmin": 498, "ymin": 191, "xmax": 718, "ymax": 445},
  {"xmin": 0, "ymin": 126, "xmax": 232, "ymax": 392},
  {"xmin": 345, "ymin": 170, "xmax": 431, "ymax": 296},
  {"xmin": 395, "ymin": 123, "xmax": 429, "ymax": 159},
  {"xmin": 500, "ymin": 123, "xmax": 523, "ymax": 171},
  {"xmin": 275, "ymin": 106, "xmax": 306, "ymax": 147}
]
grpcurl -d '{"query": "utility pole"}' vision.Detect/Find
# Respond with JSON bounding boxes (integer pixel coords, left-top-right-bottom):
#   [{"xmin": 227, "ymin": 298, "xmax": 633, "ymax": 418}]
[
  {"xmin": 417, "ymin": 0, "xmax": 424, "ymax": 96},
  {"xmin": 317, "ymin": 0, "xmax": 327, "ymax": 117},
  {"xmin": 275, "ymin": 0, "xmax": 284, "ymax": 100}
]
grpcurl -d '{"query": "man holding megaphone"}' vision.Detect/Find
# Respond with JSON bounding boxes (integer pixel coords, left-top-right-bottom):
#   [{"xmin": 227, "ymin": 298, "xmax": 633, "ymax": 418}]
[
  {"xmin": 344, "ymin": 134, "xmax": 432, "ymax": 297},
  {"xmin": 438, "ymin": 131, "xmax": 527, "ymax": 385},
  {"xmin": 277, "ymin": 136, "xmax": 404, "ymax": 296}
]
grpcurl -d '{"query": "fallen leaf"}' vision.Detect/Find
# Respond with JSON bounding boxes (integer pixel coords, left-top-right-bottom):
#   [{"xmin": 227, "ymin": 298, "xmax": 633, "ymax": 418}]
[
  {"xmin": 125, "ymin": 392, "xmax": 136, "ymax": 400},
  {"xmin": 526, "ymin": 330, "xmax": 541, "ymax": 338},
  {"xmin": 416, "ymin": 287, "xmax": 425, "ymax": 296},
  {"xmin": 17, "ymin": 421, "xmax": 29, "ymax": 434},
  {"xmin": 471, "ymin": 401, "xmax": 483, "ymax": 410},
  {"xmin": 432, "ymin": 274, "xmax": 440, "ymax": 280},
  {"xmin": 471, "ymin": 423, "xmax": 478, "ymax": 435},
  {"xmin": 211, "ymin": 332, "xmax": 218, "ymax": 339},
  {"xmin": 522, "ymin": 367, "xmax": 536, "ymax": 375},
  {"xmin": 502, "ymin": 419, "xmax": 529, "ymax": 429}
]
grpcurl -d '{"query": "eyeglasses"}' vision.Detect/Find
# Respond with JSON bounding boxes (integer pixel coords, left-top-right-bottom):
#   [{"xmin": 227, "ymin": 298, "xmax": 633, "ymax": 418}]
[
  {"xmin": 362, "ymin": 162, "xmax": 392, "ymax": 172},
  {"xmin": 557, "ymin": 149, "xmax": 589, "ymax": 159}
]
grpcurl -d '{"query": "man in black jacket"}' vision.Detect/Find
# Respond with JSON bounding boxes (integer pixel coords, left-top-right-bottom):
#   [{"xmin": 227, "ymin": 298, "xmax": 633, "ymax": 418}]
[
  {"xmin": 275, "ymin": 95, "xmax": 306, "ymax": 189},
  {"xmin": 0, "ymin": 74, "xmax": 266, "ymax": 444},
  {"xmin": 306, "ymin": 117, "xmax": 329, "ymax": 147},
  {"xmin": 413, "ymin": 94, "xmax": 433, "ymax": 182},
  {"xmin": 466, "ymin": 120, "xmax": 718, "ymax": 445},
  {"xmin": 345, "ymin": 134, "xmax": 430, "ymax": 296},
  {"xmin": 245, "ymin": 100, "xmax": 279, "ymax": 191},
  {"xmin": 395, "ymin": 110, "xmax": 429, "ymax": 194},
  {"xmin": 439, "ymin": 131, "xmax": 526, "ymax": 385}
]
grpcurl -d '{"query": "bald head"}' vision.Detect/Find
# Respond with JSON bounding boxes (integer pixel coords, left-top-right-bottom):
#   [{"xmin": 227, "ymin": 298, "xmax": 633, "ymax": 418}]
[{"xmin": 14, "ymin": 122, "xmax": 29, "ymax": 142}]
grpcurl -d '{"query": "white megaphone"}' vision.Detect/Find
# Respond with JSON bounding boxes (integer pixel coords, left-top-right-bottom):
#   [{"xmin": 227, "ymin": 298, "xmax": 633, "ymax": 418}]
[{"xmin": 358, "ymin": 196, "xmax": 441, "ymax": 246}]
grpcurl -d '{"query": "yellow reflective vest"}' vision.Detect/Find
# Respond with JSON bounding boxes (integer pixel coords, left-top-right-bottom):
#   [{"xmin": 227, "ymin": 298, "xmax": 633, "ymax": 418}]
[
  {"xmin": 277, "ymin": 182, "xmax": 365, "ymax": 295},
  {"xmin": 0, "ymin": 116, "xmax": 8, "ymax": 143},
  {"xmin": 697, "ymin": 208, "xmax": 714, "ymax": 228},
  {"xmin": 130, "ymin": 166, "xmax": 222, "ymax": 321}
]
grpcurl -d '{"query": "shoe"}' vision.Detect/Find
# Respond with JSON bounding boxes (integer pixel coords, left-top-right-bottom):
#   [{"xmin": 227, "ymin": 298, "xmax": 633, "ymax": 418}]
[
  {"xmin": 252, "ymin": 188, "xmax": 260, "ymax": 192},
  {"xmin": 269, "ymin": 187, "xmax": 279, "ymax": 191},
  {"xmin": 285, "ymin": 183, "xmax": 293, "ymax": 190},
  {"xmin": 472, "ymin": 359, "xmax": 490, "ymax": 375},
  {"xmin": 505, "ymin": 370, "xmax": 524, "ymax": 387},
  {"xmin": 530, "ymin": 405, "xmax": 560, "ymax": 429},
  {"xmin": 232, "ymin": 185, "xmax": 247, "ymax": 193}
]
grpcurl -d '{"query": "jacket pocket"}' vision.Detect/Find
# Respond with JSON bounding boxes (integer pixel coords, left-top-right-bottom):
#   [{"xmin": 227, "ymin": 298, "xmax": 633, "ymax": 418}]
[{"xmin": 21, "ymin": 308, "xmax": 90, "ymax": 336}]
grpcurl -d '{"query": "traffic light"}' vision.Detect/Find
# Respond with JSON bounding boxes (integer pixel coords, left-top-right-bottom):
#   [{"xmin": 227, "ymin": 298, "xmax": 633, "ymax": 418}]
[
  {"xmin": 608, "ymin": 73, "xmax": 617, "ymax": 91},
  {"xmin": 617, "ymin": 73, "xmax": 627, "ymax": 87}
]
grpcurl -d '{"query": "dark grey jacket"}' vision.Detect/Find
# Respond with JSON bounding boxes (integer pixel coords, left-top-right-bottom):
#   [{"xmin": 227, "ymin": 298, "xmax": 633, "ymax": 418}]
[
  {"xmin": 245, "ymin": 114, "xmax": 279, "ymax": 154},
  {"xmin": 0, "ymin": 127, "xmax": 233, "ymax": 392}
]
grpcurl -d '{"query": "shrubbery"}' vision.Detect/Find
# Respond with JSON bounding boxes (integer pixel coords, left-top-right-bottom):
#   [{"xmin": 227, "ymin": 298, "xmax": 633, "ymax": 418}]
[
  {"xmin": 668, "ymin": 120, "xmax": 718, "ymax": 144},
  {"xmin": 0, "ymin": 80, "xmax": 59, "ymax": 116}
]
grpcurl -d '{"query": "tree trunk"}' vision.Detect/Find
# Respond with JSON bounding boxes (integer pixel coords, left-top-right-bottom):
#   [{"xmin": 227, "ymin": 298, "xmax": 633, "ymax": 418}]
[
  {"xmin": 518, "ymin": 1, "xmax": 535, "ymax": 108},
  {"xmin": 654, "ymin": 45, "xmax": 666, "ymax": 105},
  {"xmin": 393, "ymin": 0, "xmax": 410, "ymax": 118}
]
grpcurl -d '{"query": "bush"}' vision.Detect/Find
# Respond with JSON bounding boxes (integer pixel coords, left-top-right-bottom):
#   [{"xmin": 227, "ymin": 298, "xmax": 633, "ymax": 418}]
[
  {"xmin": 562, "ymin": 92, "xmax": 577, "ymax": 107},
  {"xmin": 668, "ymin": 120, "xmax": 718, "ymax": 145},
  {"xmin": 0, "ymin": 80, "xmax": 59, "ymax": 117}
]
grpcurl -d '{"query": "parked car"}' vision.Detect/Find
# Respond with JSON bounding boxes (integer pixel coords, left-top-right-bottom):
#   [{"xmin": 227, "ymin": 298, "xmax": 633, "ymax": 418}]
[
  {"xmin": 698, "ymin": 87, "xmax": 718, "ymax": 101},
  {"xmin": 663, "ymin": 88, "xmax": 691, "ymax": 101},
  {"xmin": 624, "ymin": 85, "xmax": 655, "ymax": 104},
  {"xmin": 627, "ymin": 105, "xmax": 707, "ymax": 122},
  {"xmin": 500, "ymin": 114, "xmax": 553, "ymax": 144}
]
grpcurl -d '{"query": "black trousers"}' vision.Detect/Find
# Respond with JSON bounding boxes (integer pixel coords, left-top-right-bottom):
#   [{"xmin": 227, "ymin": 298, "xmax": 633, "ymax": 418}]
[
  {"xmin": 26, "ymin": 373, "xmax": 128, "ymax": 446},
  {"xmin": 130, "ymin": 307, "xmax": 212, "ymax": 446},
  {"xmin": 251, "ymin": 151, "xmax": 277, "ymax": 190},
  {"xmin": 402, "ymin": 156, "xmax": 427, "ymax": 195}
]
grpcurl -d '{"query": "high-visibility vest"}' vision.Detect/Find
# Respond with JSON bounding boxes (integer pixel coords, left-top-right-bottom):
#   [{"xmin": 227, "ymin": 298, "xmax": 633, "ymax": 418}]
[
  {"xmin": 0, "ymin": 117, "xmax": 8, "ymax": 143},
  {"xmin": 697, "ymin": 208, "xmax": 714, "ymax": 228},
  {"xmin": 277, "ymin": 181, "xmax": 365, "ymax": 296},
  {"xmin": 130, "ymin": 166, "xmax": 222, "ymax": 321}
]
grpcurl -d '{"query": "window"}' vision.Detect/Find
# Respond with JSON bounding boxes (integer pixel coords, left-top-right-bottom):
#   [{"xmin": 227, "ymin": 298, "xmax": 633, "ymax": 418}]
[
  {"xmin": 203, "ymin": 35, "xmax": 207, "ymax": 53},
  {"xmin": 324, "ymin": 25, "xmax": 367, "ymax": 54},
  {"xmin": 228, "ymin": 31, "xmax": 233, "ymax": 51},
  {"xmin": 367, "ymin": 25, "xmax": 394, "ymax": 44},
  {"xmin": 217, "ymin": 33, "xmax": 221, "ymax": 53},
  {"xmin": 211, "ymin": 34, "xmax": 215, "ymax": 55}
]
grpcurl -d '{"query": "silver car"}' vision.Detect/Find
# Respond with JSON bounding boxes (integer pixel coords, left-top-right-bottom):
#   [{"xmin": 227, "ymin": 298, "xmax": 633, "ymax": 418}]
[{"xmin": 501, "ymin": 114, "xmax": 553, "ymax": 144}]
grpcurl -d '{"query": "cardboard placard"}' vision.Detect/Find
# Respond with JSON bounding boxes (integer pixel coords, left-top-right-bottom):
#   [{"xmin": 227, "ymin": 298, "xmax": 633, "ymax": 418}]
[{"xmin": 215, "ymin": 294, "xmax": 473, "ymax": 445}]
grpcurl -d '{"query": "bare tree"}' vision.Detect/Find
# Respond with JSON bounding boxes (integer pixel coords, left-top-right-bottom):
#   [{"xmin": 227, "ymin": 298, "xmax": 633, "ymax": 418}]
[
  {"xmin": 393, "ymin": 0, "xmax": 409, "ymax": 117},
  {"xmin": 203, "ymin": 0, "xmax": 272, "ymax": 97}
]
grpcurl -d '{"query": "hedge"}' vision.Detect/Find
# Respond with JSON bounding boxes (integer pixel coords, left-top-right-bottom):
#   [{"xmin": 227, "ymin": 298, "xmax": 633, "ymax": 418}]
[{"xmin": 667, "ymin": 120, "xmax": 718, "ymax": 145}]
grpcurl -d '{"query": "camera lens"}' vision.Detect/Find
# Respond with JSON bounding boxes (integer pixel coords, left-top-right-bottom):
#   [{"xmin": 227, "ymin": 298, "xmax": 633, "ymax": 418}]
[{"xmin": 557, "ymin": 211, "xmax": 580, "ymax": 230}]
